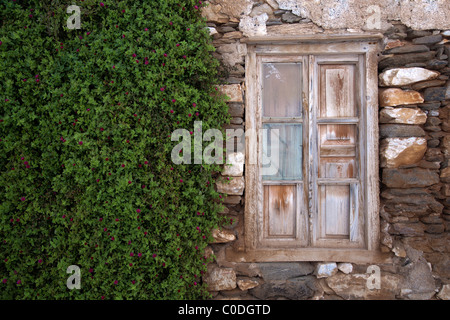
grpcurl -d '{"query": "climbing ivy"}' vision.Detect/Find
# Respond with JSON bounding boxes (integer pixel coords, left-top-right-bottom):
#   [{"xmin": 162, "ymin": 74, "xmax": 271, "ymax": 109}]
[{"xmin": 0, "ymin": 0, "xmax": 229, "ymax": 299}]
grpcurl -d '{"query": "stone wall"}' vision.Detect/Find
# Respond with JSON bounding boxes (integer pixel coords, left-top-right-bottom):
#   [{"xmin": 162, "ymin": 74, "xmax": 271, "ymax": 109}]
[{"xmin": 202, "ymin": 0, "xmax": 450, "ymax": 300}]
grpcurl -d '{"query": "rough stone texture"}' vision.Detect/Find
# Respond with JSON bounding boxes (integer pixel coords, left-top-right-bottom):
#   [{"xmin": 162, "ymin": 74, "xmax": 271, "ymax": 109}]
[
  {"xmin": 437, "ymin": 284, "xmax": 450, "ymax": 300},
  {"xmin": 379, "ymin": 51, "xmax": 436, "ymax": 70},
  {"xmin": 380, "ymin": 137, "xmax": 427, "ymax": 168},
  {"xmin": 389, "ymin": 222, "xmax": 425, "ymax": 237},
  {"xmin": 222, "ymin": 152, "xmax": 244, "ymax": 176},
  {"xmin": 250, "ymin": 276, "xmax": 317, "ymax": 300},
  {"xmin": 216, "ymin": 176, "xmax": 245, "ymax": 195},
  {"xmin": 204, "ymin": 265, "xmax": 237, "ymax": 291},
  {"xmin": 237, "ymin": 277, "xmax": 260, "ymax": 291},
  {"xmin": 379, "ymin": 107, "xmax": 427, "ymax": 125},
  {"xmin": 423, "ymin": 86, "xmax": 447, "ymax": 102},
  {"xmin": 315, "ymin": 262, "xmax": 338, "ymax": 278},
  {"xmin": 211, "ymin": 228, "xmax": 236, "ymax": 243},
  {"xmin": 337, "ymin": 263, "xmax": 353, "ymax": 274},
  {"xmin": 266, "ymin": 22, "xmax": 323, "ymax": 35},
  {"xmin": 219, "ymin": 84, "xmax": 243, "ymax": 103},
  {"xmin": 379, "ymin": 67, "xmax": 440, "ymax": 87},
  {"xmin": 216, "ymin": 42, "xmax": 247, "ymax": 66},
  {"xmin": 325, "ymin": 272, "xmax": 403, "ymax": 300},
  {"xmin": 382, "ymin": 168, "xmax": 440, "ymax": 188},
  {"xmin": 239, "ymin": 13, "xmax": 269, "ymax": 37},
  {"xmin": 441, "ymin": 167, "xmax": 450, "ymax": 183},
  {"xmin": 379, "ymin": 88, "xmax": 424, "ymax": 107},
  {"xmin": 275, "ymin": 0, "xmax": 450, "ymax": 30},
  {"xmin": 379, "ymin": 124, "xmax": 425, "ymax": 138},
  {"xmin": 411, "ymin": 79, "xmax": 447, "ymax": 91},
  {"xmin": 256, "ymin": 262, "xmax": 315, "ymax": 280},
  {"xmin": 203, "ymin": 0, "xmax": 254, "ymax": 22},
  {"xmin": 400, "ymin": 247, "xmax": 437, "ymax": 300},
  {"xmin": 385, "ymin": 44, "xmax": 430, "ymax": 54},
  {"xmin": 412, "ymin": 34, "xmax": 443, "ymax": 45}
]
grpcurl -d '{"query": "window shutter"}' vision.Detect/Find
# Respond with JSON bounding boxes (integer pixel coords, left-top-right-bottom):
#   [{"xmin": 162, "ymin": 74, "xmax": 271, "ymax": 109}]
[{"xmin": 312, "ymin": 55, "xmax": 365, "ymax": 248}]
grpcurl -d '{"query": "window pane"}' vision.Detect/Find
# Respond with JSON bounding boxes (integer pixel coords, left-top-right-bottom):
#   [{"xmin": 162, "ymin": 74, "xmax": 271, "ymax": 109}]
[
  {"xmin": 262, "ymin": 124, "xmax": 302, "ymax": 180},
  {"xmin": 263, "ymin": 63, "xmax": 302, "ymax": 118}
]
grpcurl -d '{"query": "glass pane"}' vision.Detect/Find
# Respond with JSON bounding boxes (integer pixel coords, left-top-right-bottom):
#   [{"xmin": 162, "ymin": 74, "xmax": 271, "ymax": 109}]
[
  {"xmin": 262, "ymin": 124, "xmax": 302, "ymax": 180},
  {"xmin": 263, "ymin": 63, "xmax": 302, "ymax": 118}
]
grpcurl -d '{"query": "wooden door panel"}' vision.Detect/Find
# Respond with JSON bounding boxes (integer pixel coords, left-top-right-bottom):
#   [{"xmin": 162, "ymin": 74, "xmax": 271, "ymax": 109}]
[
  {"xmin": 264, "ymin": 185, "xmax": 296, "ymax": 237},
  {"xmin": 320, "ymin": 185, "xmax": 350, "ymax": 238},
  {"xmin": 319, "ymin": 64, "xmax": 356, "ymax": 118},
  {"xmin": 319, "ymin": 158, "xmax": 356, "ymax": 178}
]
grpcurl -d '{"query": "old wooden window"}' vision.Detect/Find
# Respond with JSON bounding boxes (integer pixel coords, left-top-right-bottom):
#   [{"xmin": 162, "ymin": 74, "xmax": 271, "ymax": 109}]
[{"xmin": 227, "ymin": 35, "xmax": 387, "ymax": 263}]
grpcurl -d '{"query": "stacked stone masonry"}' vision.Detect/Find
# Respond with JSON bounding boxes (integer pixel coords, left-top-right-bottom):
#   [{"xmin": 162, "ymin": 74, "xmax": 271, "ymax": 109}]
[{"xmin": 203, "ymin": 0, "xmax": 450, "ymax": 300}]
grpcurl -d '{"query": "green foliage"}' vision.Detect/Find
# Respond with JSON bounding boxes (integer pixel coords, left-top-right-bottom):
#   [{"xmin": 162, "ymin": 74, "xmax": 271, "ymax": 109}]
[{"xmin": 0, "ymin": 0, "xmax": 229, "ymax": 299}]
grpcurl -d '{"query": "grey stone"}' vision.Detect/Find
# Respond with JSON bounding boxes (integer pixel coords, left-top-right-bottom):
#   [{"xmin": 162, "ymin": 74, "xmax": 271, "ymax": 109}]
[
  {"xmin": 315, "ymin": 262, "xmax": 338, "ymax": 278},
  {"xmin": 337, "ymin": 263, "xmax": 353, "ymax": 274},
  {"xmin": 281, "ymin": 12, "xmax": 301, "ymax": 23},
  {"xmin": 379, "ymin": 124, "xmax": 425, "ymax": 138},
  {"xmin": 427, "ymin": 59, "xmax": 448, "ymax": 70},
  {"xmin": 400, "ymin": 248, "xmax": 436, "ymax": 300},
  {"xmin": 417, "ymin": 102, "xmax": 441, "ymax": 111},
  {"xmin": 411, "ymin": 80, "xmax": 447, "ymax": 91},
  {"xmin": 249, "ymin": 276, "xmax": 317, "ymax": 300},
  {"xmin": 379, "ymin": 51, "xmax": 436, "ymax": 70},
  {"xmin": 204, "ymin": 265, "xmax": 237, "ymax": 291},
  {"xmin": 266, "ymin": 18, "xmax": 283, "ymax": 26},
  {"xmin": 216, "ymin": 26, "xmax": 236, "ymax": 33},
  {"xmin": 412, "ymin": 34, "xmax": 443, "ymax": 45},
  {"xmin": 273, "ymin": 10, "xmax": 287, "ymax": 16},
  {"xmin": 385, "ymin": 44, "xmax": 430, "ymax": 54},
  {"xmin": 437, "ymin": 284, "xmax": 450, "ymax": 300},
  {"xmin": 256, "ymin": 262, "xmax": 315, "ymax": 281},
  {"xmin": 423, "ymin": 87, "xmax": 447, "ymax": 102},
  {"xmin": 389, "ymin": 222, "xmax": 425, "ymax": 237},
  {"xmin": 407, "ymin": 30, "xmax": 432, "ymax": 39},
  {"xmin": 227, "ymin": 103, "xmax": 244, "ymax": 118},
  {"xmin": 382, "ymin": 168, "xmax": 440, "ymax": 188}
]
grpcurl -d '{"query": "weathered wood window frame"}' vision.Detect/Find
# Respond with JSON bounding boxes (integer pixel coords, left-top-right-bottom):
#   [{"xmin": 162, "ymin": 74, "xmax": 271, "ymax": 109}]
[{"xmin": 226, "ymin": 34, "xmax": 387, "ymax": 263}]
